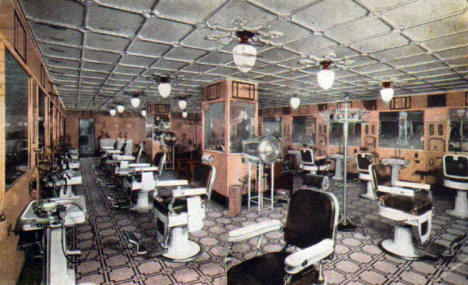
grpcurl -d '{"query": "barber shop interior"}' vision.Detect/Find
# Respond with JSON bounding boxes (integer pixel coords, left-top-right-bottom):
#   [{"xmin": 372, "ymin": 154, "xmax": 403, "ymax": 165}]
[{"xmin": 1, "ymin": 0, "xmax": 468, "ymax": 284}]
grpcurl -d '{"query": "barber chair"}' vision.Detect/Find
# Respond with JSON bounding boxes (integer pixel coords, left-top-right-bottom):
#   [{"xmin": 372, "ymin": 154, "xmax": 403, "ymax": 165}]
[
  {"xmin": 153, "ymin": 155, "xmax": 215, "ymax": 261},
  {"xmin": 226, "ymin": 189, "xmax": 339, "ymax": 285},
  {"xmin": 370, "ymin": 164, "xmax": 433, "ymax": 260},
  {"xmin": 443, "ymin": 153, "xmax": 468, "ymax": 219},
  {"xmin": 299, "ymin": 147, "xmax": 331, "ymax": 175},
  {"xmin": 356, "ymin": 153, "xmax": 376, "ymax": 200}
]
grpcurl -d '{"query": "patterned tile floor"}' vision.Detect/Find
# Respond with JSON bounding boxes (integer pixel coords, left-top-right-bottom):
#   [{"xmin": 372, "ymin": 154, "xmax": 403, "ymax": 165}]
[{"xmin": 73, "ymin": 158, "xmax": 468, "ymax": 285}]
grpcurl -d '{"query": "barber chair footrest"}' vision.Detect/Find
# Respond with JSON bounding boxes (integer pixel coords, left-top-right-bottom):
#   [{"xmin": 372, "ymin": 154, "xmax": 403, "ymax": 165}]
[
  {"xmin": 417, "ymin": 242, "xmax": 448, "ymax": 259},
  {"xmin": 124, "ymin": 231, "xmax": 147, "ymax": 255}
]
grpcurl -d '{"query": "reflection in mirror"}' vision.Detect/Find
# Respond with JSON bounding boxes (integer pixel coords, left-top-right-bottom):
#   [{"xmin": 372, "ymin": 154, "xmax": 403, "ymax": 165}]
[
  {"xmin": 263, "ymin": 117, "xmax": 282, "ymax": 138},
  {"xmin": 153, "ymin": 115, "xmax": 170, "ymax": 140},
  {"xmin": 5, "ymin": 49, "xmax": 29, "ymax": 188},
  {"xmin": 38, "ymin": 89, "xmax": 45, "ymax": 147},
  {"xmin": 329, "ymin": 122, "xmax": 361, "ymax": 147},
  {"xmin": 230, "ymin": 102, "xmax": 255, "ymax": 153},
  {"xmin": 379, "ymin": 111, "xmax": 424, "ymax": 149},
  {"xmin": 292, "ymin": 116, "xmax": 315, "ymax": 145},
  {"xmin": 204, "ymin": 102, "xmax": 225, "ymax": 151},
  {"xmin": 449, "ymin": 108, "xmax": 468, "ymax": 152}
]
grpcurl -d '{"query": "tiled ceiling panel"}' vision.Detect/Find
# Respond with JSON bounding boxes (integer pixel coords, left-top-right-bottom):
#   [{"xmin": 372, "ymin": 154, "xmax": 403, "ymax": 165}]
[{"xmin": 17, "ymin": 0, "xmax": 468, "ymax": 111}]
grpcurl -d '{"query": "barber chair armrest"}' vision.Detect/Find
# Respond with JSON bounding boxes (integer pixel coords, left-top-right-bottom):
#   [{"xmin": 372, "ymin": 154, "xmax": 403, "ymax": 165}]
[
  {"xmin": 285, "ymin": 239, "xmax": 334, "ymax": 274},
  {"xmin": 115, "ymin": 155, "xmax": 135, "ymax": 161},
  {"xmin": 156, "ymin": 179, "xmax": 188, "ymax": 187},
  {"xmin": 106, "ymin": 150, "xmax": 121, "ymax": 154},
  {"xmin": 377, "ymin": 185, "xmax": 414, "ymax": 197},
  {"xmin": 395, "ymin": 180, "xmax": 430, "ymax": 191},
  {"xmin": 172, "ymin": 187, "xmax": 206, "ymax": 198},
  {"xmin": 129, "ymin": 163, "xmax": 152, "ymax": 168},
  {"xmin": 228, "ymin": 220, "xmax": 281, "ymax": 243}
]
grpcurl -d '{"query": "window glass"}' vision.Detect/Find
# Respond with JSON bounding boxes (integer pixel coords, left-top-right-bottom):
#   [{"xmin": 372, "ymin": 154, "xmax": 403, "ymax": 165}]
[
  {"xmin": 204, "ymin": 102, "xmax": 225, "ymax": 151},
  {"xmin": 292, "ymin": 116, "xmax": 315, "ymax": 145},
  {"xmin": 263, "ymin": 117, "xmax": 282, "ymax": 138},
  {"xmin": 329, "ymin": 122, "xmax": 361, "ymax": 146},
  {"xmin": 230, "ymin": 102, "xmax": 255, "ymax": 153},
  {"xmin": 5, "ymin": 49, "xmax": 29, "ymax": 188},
  {"xmin": 379, "ymin": 111, "xmax": 424, "ymax": 149},
  {"xmin": 38, "ymin": 90, "xmax": 45, "ymax": 147}
]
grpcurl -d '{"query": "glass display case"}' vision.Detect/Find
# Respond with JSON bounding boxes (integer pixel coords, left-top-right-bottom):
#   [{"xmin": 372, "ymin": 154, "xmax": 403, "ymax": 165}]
[
  {"xmin": 153, "ymin": 115, "xmax": 170, "ymax": 140},
  {"xmin": 5, "ymin": 49, "xmax": 29, "ymax": 188},
  {"xmin": 379, "ymin": 111, "xmax": 424, "ymax": 149},
  {"xmin": 230, "ymin": 102, "xmax": 255, "ymax": 153},
  {"xmin": 292, "ymin": 116, "xmax": 315, "ymax": 145},
  {"xmin": 38, "ymin": 90, "xmax": 45, "ymax": 147},
  {"xmin": 449, "ymin": 108, "xmax": 468, "ymax": 152},
  {"xmin": 204, "ymin": 102, "xmax": 225, "ymax": 151},
  {"xmin": 329, "ymin": 122, "xmax": 361, "ymax": 146},
  {"xmin": 262, "ymin": 117, "xmax": 282, "ymax": 138}
]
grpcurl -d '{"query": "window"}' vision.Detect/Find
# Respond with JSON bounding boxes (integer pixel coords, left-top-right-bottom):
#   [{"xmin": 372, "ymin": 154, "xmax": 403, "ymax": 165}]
[
  {"xmin": 379, "ymin": 111, "xmax": 424, "ymax": 149},
  {"xmin": 230, "ymin": 102, "xmax": 255, "ymax": 153},
  {"xmin": 204, "ymin": 102, "xmax": 225, "ymax": 151},
  {"xmin": 262, "ymin": 117, "xmax": 282, "ymax": 138},
  {"xmin": 292, "ymin": 116, "xmax": 315, "ymax": 145},
  {"xmin": 329, "ymin": 122, "xmax": 361, "ymax": 146},
  {"xmin": 5, "ymin": 49, "xmax": 30, "ymax": 188},
  {"xmin": 38, "ymin": 90, "xmax": 46, "ymax": 147}
]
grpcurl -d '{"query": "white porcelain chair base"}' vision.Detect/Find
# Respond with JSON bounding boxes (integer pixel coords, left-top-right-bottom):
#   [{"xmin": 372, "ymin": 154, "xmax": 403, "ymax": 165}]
[
  {"xmin": 130, "ymin": 191, "xmax": 152, "ymax": 212},
  {"xmin": 380, "ymin": 225, "xmax": 423, "ymax": 260},
  {"xmin": 446, "ymin": 191, "xmax": 468, "ymax": 219},
  {"xmin": 360, "ymin": 181, "xmax": 376, "ymax": 200},
  {"xmin": 163, "ymin": 227, "xmax": 202, "ymax": 262}
]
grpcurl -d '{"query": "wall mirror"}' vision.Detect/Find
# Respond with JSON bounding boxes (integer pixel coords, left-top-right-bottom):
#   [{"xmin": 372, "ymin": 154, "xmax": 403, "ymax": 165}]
[
  {"xmin": 379, "ymin": 111, "xmax": 424, "ymax": 149},
  {"xmin": 449, "ymin": 108, "xmax": 468, "ymax": 152},
  {"xmin": 292, "ymin": 116, "xmax": 315, "ymax": 145},
  {"xmin": 5, "ymin": 49, "xmax": 30, "ymax": 189},
  {"xmin": 262, "ymin": 117, "xmax": 282, "ymax": 138},
  {"xmin": 329, "ymin": 122, "xmax": 361, "ymax": 147}
]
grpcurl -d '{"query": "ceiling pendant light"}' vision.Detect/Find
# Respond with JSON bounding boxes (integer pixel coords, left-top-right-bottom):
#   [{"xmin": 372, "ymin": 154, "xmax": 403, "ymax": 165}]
[
  {"xmin": 130, "ymin": 94, "xmax": 141, "ymax": 108},
  {"xmin": 233, "ymin": 31, "xmax": 257, "ymax": 73},
  {"xmin": 178, "ymin": 98, "xmax": 187, "ymax": 111},
  {"xmin": 141, "ymin": 109, "xmax": 147, "ymax": 117},
  {"xmin": 116, "ymin": 103, "xmax": 125, "ymax": 113},
  {"xmin": 317, "ymin": 61, "xmax": 335, "ymax": 90},
  {"xmin": 182, "ymin": 111, "xmax": 188, "ymax": 118},
  {"xmin": 158, "ymin": 77, "xmax": 171, "ymax": 98},
  {"xmin": 109, "ymin": 107, "xmax": 116, "ymax": 116},
  {"xmin": 290, "ymin": 96, "xmax": 300, "ymax": 109},
  {"xmin": 380, "ymin": 82, "xmax": 394, "ymax": 103}
]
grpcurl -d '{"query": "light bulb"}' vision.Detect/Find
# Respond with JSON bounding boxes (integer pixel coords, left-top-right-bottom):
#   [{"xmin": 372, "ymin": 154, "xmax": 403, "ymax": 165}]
[
  {"xmin": 130, "ymin": 96, "xmax": 140, "ymax": 108},
  {"xmin": 290, "ymin": 97, "xmax": 300, "ymax": 109},
  {"xmin": 317, "ymin": 69, "xmax": 335, "ymax": 90},
  {"xmin": 158, "ymin": 82, "xmax": 171, "ymax": 98},
  {"xmin": 233, "ymin": 43, "xmax": 257, "ymax": 73},
  {"xmin": 178, "ymin": 99, "xmax": 187, "ymax": 110},
  {"xmin": 109, "ymin": 108, "xmax": 116, "ymax": 116},
  {"xmin": 141, "ymin": 109, "xmax": 147, "ymax": 117},
  {"xmin": 380, "ymin": 87, "xmax": 394, "ymax": 103},
  {"xmin": 182, "ymin": 111, "xmax": 188, "ymax": 118},
  {"xmin": 116, "ymin": 104, "xmax": 125, "ymax": 113}
]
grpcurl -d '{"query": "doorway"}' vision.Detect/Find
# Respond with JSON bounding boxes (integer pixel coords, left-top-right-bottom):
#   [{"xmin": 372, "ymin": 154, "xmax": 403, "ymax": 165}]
[{"xmin": 79, "ymin": 119, "xmax": 95, "ymax": 156}]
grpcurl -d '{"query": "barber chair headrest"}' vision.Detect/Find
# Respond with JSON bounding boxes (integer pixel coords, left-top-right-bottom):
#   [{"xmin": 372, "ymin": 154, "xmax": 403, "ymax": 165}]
[
  {"xmin": 356, "ymin": 153, "xmax": 374, "ymax": 173},
  {"xmin": 202, "ymin": 154, "xmax": 214, "ymax": 164},
  {"xmin": 444, "ymin": 154, "xmax": 468, "ymax": 180}
]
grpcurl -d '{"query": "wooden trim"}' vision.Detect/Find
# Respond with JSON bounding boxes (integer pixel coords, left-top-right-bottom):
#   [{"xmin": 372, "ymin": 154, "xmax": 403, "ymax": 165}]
[
  {"xmin": 13, "ymin": 12, "xmax": 27, "ymax": 63},
  {"xmin": 204, "ymin": 82, "xmax": 221, "ymax": 101},
  {"xmin": 231, "ymin": 81, "xmax": 255, "ymax": 100},
  {"xmin": 390, "ymin": 96, "xmax": 411, "ymax": 109},
  {"xmin": 0, "ymin": 42, "xmax": 6, "ymax": 209}
]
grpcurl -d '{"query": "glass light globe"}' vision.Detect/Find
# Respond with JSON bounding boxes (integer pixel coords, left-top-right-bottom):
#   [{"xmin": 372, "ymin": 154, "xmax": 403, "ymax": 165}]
[
  {"xmin": 290, "ymin": 97, "xmax": 300, "ymax": 109},
  {"xmin": 380, "ymin": 87, "xmax": 394, "ymax": 103},
  {"xmin": 141, "ymin": 109, "xmax": 147, "ymax": 117},
  {"xmin": 116, "ymin": 104, "xmax": 125, "ymax": 113},
  {"xmin": 158, "ymin": 82, "xmax": 171, "ymax": 98},
  {"xmin": 317, "ymin": 69, "xmax": 335, "ymax": 90},
  {"xmin": 182, "ymin": 111, "xmax": 188, "ymax": 118},
  {"xmin": 178, "ymin": 99, "xmax": 187, "ymax": 110},
  {"xmin": 109, "ymin": 108, "xmax": 117, "ymax": 116},
  {"xmin": 130, "ymin": 96, "xmax": 140, "ymax": 108},
  {"xmin": 233, "ymin": 43, "xmax": 257, "ymax": 73}
]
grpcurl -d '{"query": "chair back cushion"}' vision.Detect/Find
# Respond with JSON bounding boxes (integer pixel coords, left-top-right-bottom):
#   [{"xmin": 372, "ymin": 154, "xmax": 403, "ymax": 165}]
[
  {"xmin": 356, "ymin": 153, "xmax": 373, "ymax": 172},
  {"xmin": 284, "ymin": 190, "xmax": 336, "ymax": 248},
  {"xmin": 190, "ymin": 164, "xmax": 212, "ymax": 188},
  {"xmin": 153, "ymin": 152, "xmax": 166, "ymax": 174},
  {"xmin": 444, "ymin": 154, "xmax": 468, "ymax": 180},
  {"xmin": 300, "ymin": 149, "xmax": 314, "ymax": 164},
  {"xmin": 370, "ymin": 164, "xmax": 392, "ymax": 193}
]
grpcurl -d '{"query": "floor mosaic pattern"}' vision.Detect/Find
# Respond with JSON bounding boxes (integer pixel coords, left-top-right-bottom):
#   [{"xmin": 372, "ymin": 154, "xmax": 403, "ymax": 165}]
[{"xmin": 73, "ymin": 158, "xmax": 468, "ymax": 285}]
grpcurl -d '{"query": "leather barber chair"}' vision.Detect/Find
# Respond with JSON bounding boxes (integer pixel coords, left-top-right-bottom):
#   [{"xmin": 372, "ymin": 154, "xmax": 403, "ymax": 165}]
[
  {"xmin": 443, "ymin": 153, "xmax": 468, "ymax": 219},
  {"xmin": 226, "ymin": 189, "xmax": 339, "ymax": 285},
  {"xmin": 370, "ymin": 164, "xmax": 433, "ymax": 260},
  {"xmin": 299, "ymin": 147, "xmax": 331, "ymax": 175},
  {"xmin": 356, "ymin": 153, "xmax": 376, "ymax": 200},
  {"xmin": 153, "ymin": 155, "xmax": 216, "ymax": 261}
]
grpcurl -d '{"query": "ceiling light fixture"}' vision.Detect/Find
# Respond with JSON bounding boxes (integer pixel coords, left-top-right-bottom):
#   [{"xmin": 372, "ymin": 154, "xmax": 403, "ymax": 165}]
[
  {"xmin": 130, "ymin": 94, "xmax": 141, "ymax": 108},
  {"xmin": 317, "ymin": 61, "xmax": 335, "ymax": 90},
  {"xmin": 233, "ymin": 31, "xmax": 257, "ymax": 73},
  {"xmin": 141, "ymin": 109, "xmax": 147, "ymax": 117},
  {"xmin": 178, "ymin": 98, "xmax": 187, "ymax": 111},
  {"xmin": 116, "ymin": 103, "xmax": 125, "ymax": 113},
  {"xmin": 290, "ymin": 96, "xmax": 300, "ymax": 109},
  {"xmin": 109, "ymin": 107, "xmax": 116, "ymax": 116},
  {"xmin": 158, "ymin": 77, "xmax": 171, "ymax": 98},
  {"xmin": 182, "ymin": 111, "xmax": 188, "ymax": 118},
  {"xmin": 380, "ymin": 82, "xmax": 394, "ymax": 103}
]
